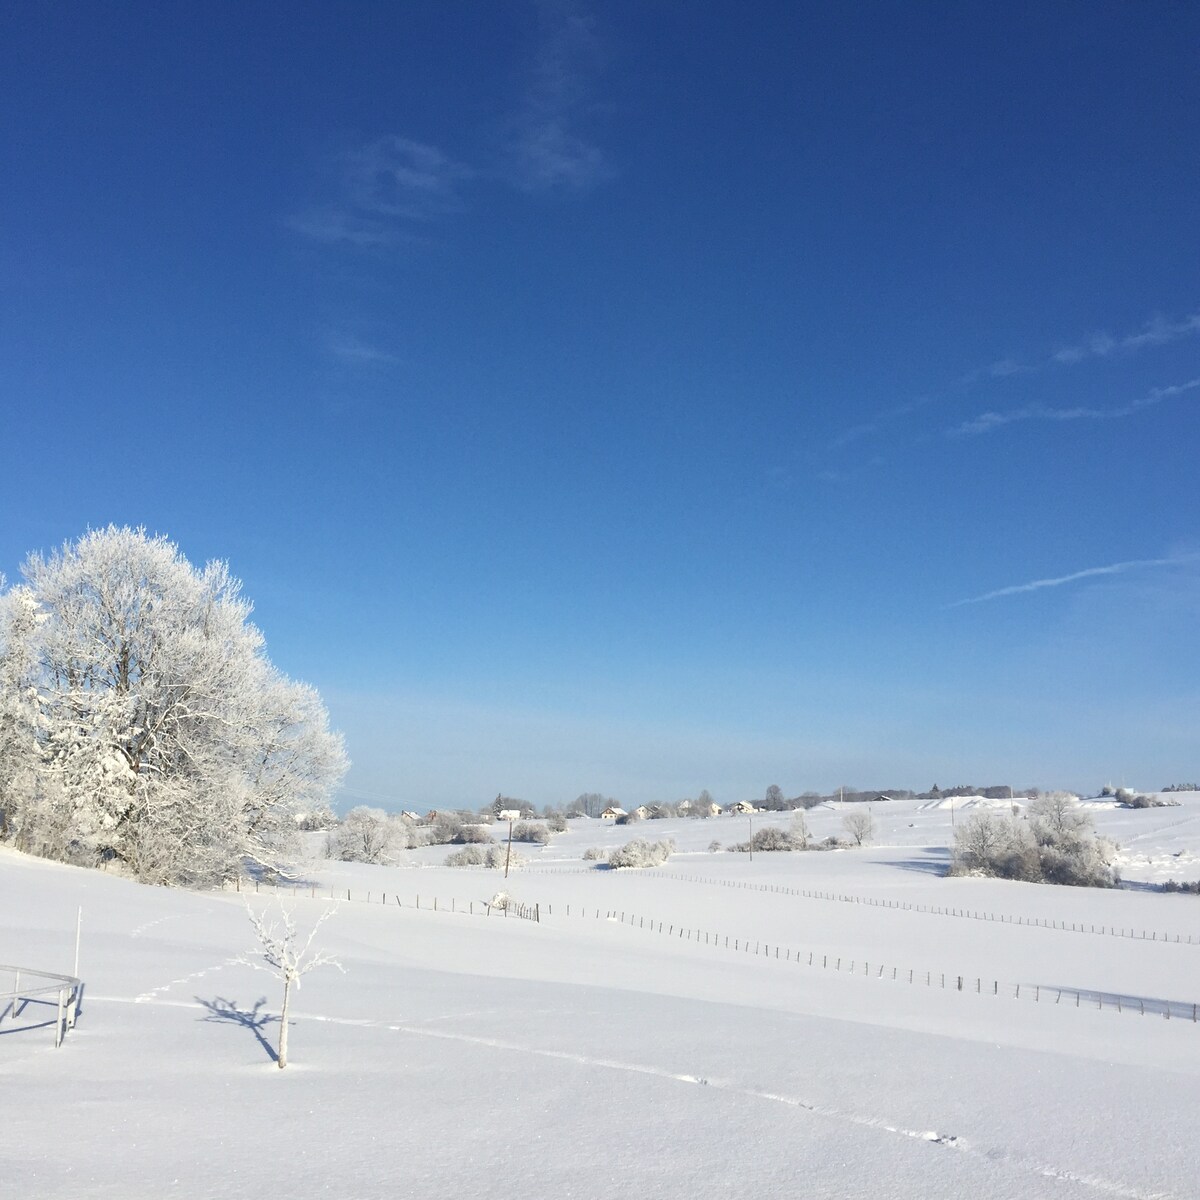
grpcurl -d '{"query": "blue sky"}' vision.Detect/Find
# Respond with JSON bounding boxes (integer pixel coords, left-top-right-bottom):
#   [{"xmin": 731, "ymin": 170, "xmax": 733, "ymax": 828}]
[{"xmin": 4, "ymin": 2, "xmax": 1199, "ymax": 808}]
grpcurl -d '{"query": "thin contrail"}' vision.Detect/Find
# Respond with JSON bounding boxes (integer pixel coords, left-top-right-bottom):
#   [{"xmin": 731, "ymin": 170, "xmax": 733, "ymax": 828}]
[{"xmin": 949, "ymin": 555, "xmax": 1196, "ymax": 607}]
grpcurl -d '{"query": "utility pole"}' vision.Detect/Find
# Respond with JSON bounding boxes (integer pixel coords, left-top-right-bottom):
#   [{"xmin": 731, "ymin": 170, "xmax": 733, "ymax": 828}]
[{"xmin": 498, "ymin": 807, "xmax": 521, "ymax": 878}]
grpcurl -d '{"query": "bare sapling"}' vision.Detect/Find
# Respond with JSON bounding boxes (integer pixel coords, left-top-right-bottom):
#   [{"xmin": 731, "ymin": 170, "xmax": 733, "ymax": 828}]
[
  {"xmin": 242, "ymin": 901, "xmax": 343, "ymax": 1069},
  {"xmin": 842, "ymin": 809, "xmax": 875, "ymax": 846}
]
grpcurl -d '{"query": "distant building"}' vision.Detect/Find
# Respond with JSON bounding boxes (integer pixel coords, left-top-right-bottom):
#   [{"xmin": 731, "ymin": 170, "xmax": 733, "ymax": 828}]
[
  {"xmin": 600, "ymin": 806, "xmax": 627, "ymax": 820},
  {"xmin": 726, "ymin": 801, "xmax": 756, "ymax": 815}
]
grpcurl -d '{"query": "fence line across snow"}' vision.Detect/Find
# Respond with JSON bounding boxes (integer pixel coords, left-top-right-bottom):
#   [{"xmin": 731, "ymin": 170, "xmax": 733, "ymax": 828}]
[
  {"xmin": 533, "ymin": 901, "xmax": 1200, "ymax": 1025},
  {"xmin": 525, "ymin": 865, "xmax": 1199, "ymax": 947},
  {"xmin": 215, "ymin": 880, "xmax": 1196, "ymax": 1024},
  {"xmin": 221, "ymin": 878, "xmax": 541, "ymax": 923}
]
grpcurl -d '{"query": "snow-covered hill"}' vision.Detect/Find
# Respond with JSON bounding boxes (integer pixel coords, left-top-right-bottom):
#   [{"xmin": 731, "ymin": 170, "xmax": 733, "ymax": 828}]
[{"xmin": 4, "ymin": 792, "xmax": 1199, "ymax": 1198}]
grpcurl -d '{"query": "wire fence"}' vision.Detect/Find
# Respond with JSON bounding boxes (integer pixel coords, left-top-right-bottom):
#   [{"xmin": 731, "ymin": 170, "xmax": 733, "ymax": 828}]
[
  {"xmin": 536, "ymin": 901, "xmax": 1200, "ymax": 1023},
  {"xmin": 216, "ymin": 876, "xmax": 1196, "ymax": 1022},
  {"xmin": 221, "ymin": 878, "xmax": 541, "ymax": 922},
  {"xmin": 527, "ymin": 865, "xmax": 1200, "ymax": 946}
]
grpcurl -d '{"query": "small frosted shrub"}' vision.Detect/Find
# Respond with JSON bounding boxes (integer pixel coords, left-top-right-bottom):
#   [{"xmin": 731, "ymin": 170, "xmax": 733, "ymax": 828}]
[
  {"xmin": 729, "ymin": 826, "xmax": 802, "ymax": 853},
  {"xmin": 512, "ymin": 821, "xmax": 550, "ymax": 844},
  {"xmin": 454, "ymin": 824, "xmax": 495, "ymax": 844},
  {"xmin": 607, "ymin": 838, "xmax": 674, "ymax": 869},
  {"xmin": 582, "ymin": 847, "xmax": 608, "ymax": 861},
  {"xmin": 426, "ymin": 812, "xmax": 465, "ymax": 845},
  {"xmin": 445, "ymin": 845, "xmax": 486, "ymax": 867}
]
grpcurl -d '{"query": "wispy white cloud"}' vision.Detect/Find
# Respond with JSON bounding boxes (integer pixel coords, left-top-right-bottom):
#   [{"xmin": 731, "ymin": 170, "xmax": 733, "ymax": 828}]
[
  {"xmin": 344, "ymin": 136, "xmax": 472, "ymax": 220},
  {"xmin": 949, "ymin": 555, "xmax": 1198, "ymax": 608},
  {"xmin": 325, "ymin": 332, "xmax": 399, "ymax": 366},
  {"xmin": 1052, "ymin": 313, "xmax": 1200, "ymax": 365},
  {"xmin": 505, "ymin": 0, "xmax": 613, "ymax": 192},
  {"xmin": 959, "ymin": 312, "xmax": 1200, "ymax": 379},
  {"xmin": 287, "ymin": 207, "xmax": 408, "ymax": 248},
  {"xmin": 289, "ymin": 136, "xmax": 472, "ymax": 248},
  {"xmin": 955, "ymin": 357, "xmax": 1034, "ymax": 386},
  {"xmin": 289, "ymin": 4, "xmax": 611, "ymax": 254},
  {"xmin": 951, "ymin": 376, "xmax": 1200, "ymax": 437},
  {"xmin": 832, "ymin": 310, "xmax": 1200, "ymax": 451}
]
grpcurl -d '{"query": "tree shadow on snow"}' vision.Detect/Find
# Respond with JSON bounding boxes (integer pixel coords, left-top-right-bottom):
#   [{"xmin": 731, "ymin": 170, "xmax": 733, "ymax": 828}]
[
  {"xmin": 196, "ymin": 996, "xmax": 278, "ymax": 1063},
  {"xmin": 240, "ymin": 862, "xmax": 323, "ymax": 891},
  {"xmin": 1116, "ymin": 878, "xmax": 1161, "ymax": 893},
  {"xmin": 878, "ymin": 847, "xmax": 952, "ymax": 877}
]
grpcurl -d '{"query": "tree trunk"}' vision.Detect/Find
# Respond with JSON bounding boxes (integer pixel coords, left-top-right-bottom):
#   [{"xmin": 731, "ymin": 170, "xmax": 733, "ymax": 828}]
[{"xmin": 277, "ymin": 975, "xmax": 291, "ymax": 1069}]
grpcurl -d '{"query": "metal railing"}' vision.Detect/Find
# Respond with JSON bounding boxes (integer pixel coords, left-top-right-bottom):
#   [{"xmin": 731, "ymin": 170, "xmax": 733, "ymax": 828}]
[{"xmin": 0, "ymin": 964, "xmax": 83, "ymax": 1047}]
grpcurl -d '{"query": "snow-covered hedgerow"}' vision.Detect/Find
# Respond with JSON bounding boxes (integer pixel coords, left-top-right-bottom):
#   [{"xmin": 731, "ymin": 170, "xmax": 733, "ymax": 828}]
[
  {"xmin": 582, "ymin": 847, "xmax": 608, "ymax": 862},
  {"xmin": 951, "ymin": 795, "xmax": 1117, "ymax": 888},
  {"xmin": 606, "ymin": 838, "xmax": 674, "ymax": 869},
  {"xmin": 1116, "ymin": 789, "xmax": 1178, "ymax": 809}
]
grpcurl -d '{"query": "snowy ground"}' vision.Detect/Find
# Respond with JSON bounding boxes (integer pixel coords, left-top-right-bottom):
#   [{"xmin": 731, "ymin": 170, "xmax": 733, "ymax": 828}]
[{"xmin": 4, "ymin": 793, "xmax": 1199, "ymax": 1198}]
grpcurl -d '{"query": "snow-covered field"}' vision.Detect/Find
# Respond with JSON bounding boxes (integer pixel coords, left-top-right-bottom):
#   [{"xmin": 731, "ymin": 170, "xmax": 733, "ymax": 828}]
[{"xmin": 4, "ymin": 793, "xmax": 1200, "ymax": 1199}]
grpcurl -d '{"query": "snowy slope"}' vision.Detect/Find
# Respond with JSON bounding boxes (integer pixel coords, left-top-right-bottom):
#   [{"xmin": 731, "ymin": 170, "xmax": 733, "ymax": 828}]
[{"xmin": 3, "ymin": 795, "xmax": 1200, "ymax": 1199}]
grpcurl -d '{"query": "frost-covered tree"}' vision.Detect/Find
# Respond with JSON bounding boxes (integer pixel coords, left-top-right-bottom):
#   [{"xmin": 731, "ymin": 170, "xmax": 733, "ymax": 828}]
[
  {"xmin": 952, "ymin": 811, "xmax": 1023, "ymax": 875},
  {"xmin": 0, "ymin": 527, "xmax": 347, "ymax": 885},
  {"xmin": 842, "ymin": 809, "xmax": 874, "ymax": 846},
  {"xmin": 0, "ymin": 583, "xmax": 44, "ymax": 844},
  {"xmin": 789, "ymin": 810, "xmax": 810, "ymax": 847},
  {"xmin": 242, "ymin": 901, "xmax": 342, "ymax": 1069},
  {"xmin": 327, "ymin": 806, "xmax": 403, "ymax": 864},
  {"xmin": 1028, "ymin": 792, "xmax": 1090, "ymax": 839},
  {"xmin": 568, "ymin": 792, "xmax": 611, "ymax": 818}
]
